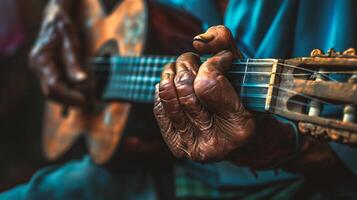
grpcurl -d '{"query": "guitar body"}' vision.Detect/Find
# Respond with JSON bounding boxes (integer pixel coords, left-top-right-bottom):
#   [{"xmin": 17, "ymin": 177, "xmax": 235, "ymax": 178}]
[{"xmin": 43, "ymin": 0, "xmax": 202, "ymax": 164}]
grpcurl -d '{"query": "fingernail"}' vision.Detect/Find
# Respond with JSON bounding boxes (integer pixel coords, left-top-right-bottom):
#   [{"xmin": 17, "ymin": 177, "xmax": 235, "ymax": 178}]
[
  {"xmin": 75, "ymin": 71, "xmax": 87, "ymax": 81},
  {"xmin": 193, "ymin": 33, "xmax": 214, "ymax": 43},
  {"xmin": 164, "ymin": 72, "xmax": 171, "ymax": 79}
]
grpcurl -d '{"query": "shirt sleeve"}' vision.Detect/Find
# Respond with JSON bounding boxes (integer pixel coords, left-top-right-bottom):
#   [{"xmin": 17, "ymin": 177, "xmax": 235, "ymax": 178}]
[
  {"xmin": 329, "ymin": 142, "xmax": 357, "ymax": 176},
  {"xmin": 274, "ymin": 115, "xmax": 357, "ymax": 177}
]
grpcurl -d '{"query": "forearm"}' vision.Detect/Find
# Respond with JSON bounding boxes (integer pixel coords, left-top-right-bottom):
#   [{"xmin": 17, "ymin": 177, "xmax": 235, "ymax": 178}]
[
  {"xmin": 282, "ymin": 136, "xmax": 349, "ymax": 177},
  {"xmin": 229, "ymin": 115, "xmax": 350, "ymax": 177}
]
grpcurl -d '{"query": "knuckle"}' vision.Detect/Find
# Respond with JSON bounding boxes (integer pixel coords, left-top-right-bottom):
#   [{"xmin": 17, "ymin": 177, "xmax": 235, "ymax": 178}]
[
  {"xmin": 194, "ymin": 76, "xmax": 218, "ymax": 98},
  {"xmin": 180, "ymin": 94, "xmax": 197, "ymax": 109},
  {"xmin": 213, "ymin": 25, "xmax": 231, "ymax": 37},
  {"xmin": 174, "ymin": 70, "xmax": 193, "ymax": 87},
  {"xmin": 162, "ymin": 62, "xmax": 175, "ymax": 72},
  {"xmin": 218, "ymin": 25, "xmax": 230, "ymax": 34},
  {"xmin": 153, "ymin": 101, "xmax": 162, "ymax": 115},
  {"xmin": 206, "ymin": 57, "xmax": 218, "ymax": 66},
  {"xmin": 176, "ymin": 83, "xmax": 192, "ymax": 96},
  {"xmin": 176, "ymin": 53, "xmax": 199, "ymax": 72},
  {"xmin": 158, "ymin": 85, "xmax": 178, "ymax": 105},
  {"xmin": 158, "ymin": 80, "xmax": 173, "ymax": 94},
  {"xmin": 177, "ymin": 52, "xmax": 197, "ymax": 62}
]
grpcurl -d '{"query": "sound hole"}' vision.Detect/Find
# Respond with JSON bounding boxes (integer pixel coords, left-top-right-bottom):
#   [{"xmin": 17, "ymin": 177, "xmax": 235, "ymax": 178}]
[
  {"xmin": 100, "ymin": 0, "xmax": 122, "ymax": 13},
  {"xmin": 94, "ymin": 40, "xmax": 120, "ymax": 99}
]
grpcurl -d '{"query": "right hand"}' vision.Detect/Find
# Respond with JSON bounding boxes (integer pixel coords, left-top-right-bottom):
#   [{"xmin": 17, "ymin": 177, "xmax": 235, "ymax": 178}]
[{"xmin": 29, "ymin": 1, "xmax": 90, "ymax": 107}]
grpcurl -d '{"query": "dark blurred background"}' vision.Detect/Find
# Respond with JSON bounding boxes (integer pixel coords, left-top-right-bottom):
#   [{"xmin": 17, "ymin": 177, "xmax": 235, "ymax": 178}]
[{"xmin": 0, "ymin": 0, "xmax": 49, "ymax": 191}]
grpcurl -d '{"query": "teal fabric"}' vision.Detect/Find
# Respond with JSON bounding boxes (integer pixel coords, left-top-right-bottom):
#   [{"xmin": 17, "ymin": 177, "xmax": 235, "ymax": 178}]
[{"xmin": 0, "ymin": 156, "xmax": 158, "ymax": 200}]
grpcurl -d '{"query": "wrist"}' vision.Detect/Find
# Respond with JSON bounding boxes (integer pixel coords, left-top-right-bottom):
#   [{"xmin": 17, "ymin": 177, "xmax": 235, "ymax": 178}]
[
  {"xmin": 229, "ymin": 115, "xmax": 297, "ymax": 170},
  {"xmin": 281, "ymin": 135, "xmax": 341, "ymax": 175}
]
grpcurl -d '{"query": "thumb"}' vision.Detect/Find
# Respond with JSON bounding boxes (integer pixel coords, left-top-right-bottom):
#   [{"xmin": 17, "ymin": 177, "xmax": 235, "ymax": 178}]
[
  {"xmin": 193, "ymin": 25, "xmax": 242, "ymax": 58},
  {"xmin": 57, "ymin": 14, "xmax": 87, "ymax": 83}
]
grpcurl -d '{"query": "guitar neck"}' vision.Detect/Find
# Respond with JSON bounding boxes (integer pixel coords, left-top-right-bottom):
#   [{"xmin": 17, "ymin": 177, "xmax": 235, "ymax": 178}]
[{"xmin": 92, "ymin": 56, "xmax": 279, "ymax": 112}]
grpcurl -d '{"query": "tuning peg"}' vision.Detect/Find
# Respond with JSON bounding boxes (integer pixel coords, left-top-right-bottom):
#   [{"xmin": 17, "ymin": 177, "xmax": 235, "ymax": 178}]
[
  {"xmin": 327, "ymin": 48, "xmax": 341, "ymax": 57},
  {"xmin": 298, "ymin": 122, "xmax": 330, "ymax": 141},
  {"xmin": 343, "ymin": 74, "xmax": 357, "ymax": 123},
  {"xmin": 299, "ymin": 122, "xmax": 357, "ymax": 145},
  {"xmin": 310, "ymin": 49, "xmax": 324, "ymax": 57},
  {"xmin": 343, "ymin": 48, "xmax": 356, "ymax": 56}
]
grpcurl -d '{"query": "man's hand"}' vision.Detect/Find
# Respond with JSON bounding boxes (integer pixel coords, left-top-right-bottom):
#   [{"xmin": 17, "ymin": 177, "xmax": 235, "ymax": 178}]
[
  {"xmin": 29, "ymin": 0, "xmax": 89, "ymax": 107},
  {"xmin": 153, "ymin": 26, "xmax": 296, "ymax": 167},
  {"xmin": 154, "ymin": 26, "xmax": 348, "ymax": 176}
]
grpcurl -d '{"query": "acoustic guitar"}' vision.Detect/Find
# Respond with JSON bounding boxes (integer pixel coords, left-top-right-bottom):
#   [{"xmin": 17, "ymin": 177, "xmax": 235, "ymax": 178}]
[{"xmin": 43, "ymin": 0, "xmax": 357, "ymax": 164}]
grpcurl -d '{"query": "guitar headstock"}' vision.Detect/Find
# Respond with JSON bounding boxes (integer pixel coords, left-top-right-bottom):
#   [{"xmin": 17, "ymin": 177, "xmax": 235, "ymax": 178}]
[{"xmin": 269, "ymin": 48, "xmax": 357, "ymax": 145}]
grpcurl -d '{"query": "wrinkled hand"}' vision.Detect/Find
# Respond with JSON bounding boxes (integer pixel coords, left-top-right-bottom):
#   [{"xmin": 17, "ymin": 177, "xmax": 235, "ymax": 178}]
[
  {"xmin": 154, "ymin": 26, "xmax": 297, "ymax": 168},
  {"xmin": 29, "ymin": 0, "xmax": 89, "ymax": 107},
  {"xmin": 154, "ymin": 26, "xmax": 256, "ymax": 163}
]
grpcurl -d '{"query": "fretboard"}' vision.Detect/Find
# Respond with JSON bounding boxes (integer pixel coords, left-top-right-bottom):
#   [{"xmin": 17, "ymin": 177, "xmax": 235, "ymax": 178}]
[{"xmin": 92, "ymin": 56, "xmax": 278, "ymax": 112}]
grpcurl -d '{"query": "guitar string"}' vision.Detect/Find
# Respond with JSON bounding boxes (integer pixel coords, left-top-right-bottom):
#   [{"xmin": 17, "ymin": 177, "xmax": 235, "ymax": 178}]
[
  {"xmin": 101, "ymin": 77, "xmax": 340, "ymax": 106},
  {"xmin": 104, "ymin": 79, "xmax": 338, "ymax": 108},
  {"xmin": 90, "ymin": 57, "xmax": 353, "ymax": 107},
  {"xmin": 102, "ymin": 66, "xmax": 337, "ymax": 107},
  {"xmin": 277, "ymin": 63, "xmax": 338, "ymax": 82},
  {"xmin": 91, "ymin": 61, "xmax": 357, "ymax": 77},
  {"xmin": 103, "ymin": 88, "xmax": 342, "ymax": 112},
  {"xmin": 90, "ymin": 57, "xmax": 357, "ymax": 77}
]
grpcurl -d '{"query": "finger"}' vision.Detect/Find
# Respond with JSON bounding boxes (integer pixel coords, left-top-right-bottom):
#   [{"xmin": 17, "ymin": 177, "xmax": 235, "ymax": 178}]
[
  {"xmin": 57, "ymin": 14, "xmax": 88, "ymax": 84},
  {"xmin": 154, "ymin": 84, "xmax": 172, "ymax": 132},
  {"xmin": 154, "ymin": 84, "xmax": 188, "ymax": 159},
  {"xmin": 193, "ymin": 25, "xmax": 243, "ymax": 58},
  {"xmin": 174, "ymin": 52, "xmax": 210, "ymax": 124},
  {"xmin": 158, "ymin": 63, "xmax": 187, "ymax": 130},
  {"xmin": 43, "ymin": 79, "xmax": 87, "ymax": 107},
  {"xmin": 30, "ymin": 52, "xmax": 86, "ymax": 107},
  {"xmin": 28, "ymin": 8, "xmax": 87, "ymax": 107},
  {"xmin": 194, "ymin": 50, "xmax": 242, "ymax": 114}
]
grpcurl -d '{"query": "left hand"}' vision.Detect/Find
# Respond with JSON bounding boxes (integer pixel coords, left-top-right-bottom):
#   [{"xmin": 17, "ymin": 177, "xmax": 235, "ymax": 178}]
[{"xmin": 153, "ymin": 26, "xmax": 296, "ymax": 167}]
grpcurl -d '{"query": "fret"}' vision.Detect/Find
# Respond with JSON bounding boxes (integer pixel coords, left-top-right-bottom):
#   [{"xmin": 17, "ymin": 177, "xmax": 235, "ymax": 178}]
[
  {"xmin": 121, "ymin": 57, "xmax": 131, "ymax": 99},
  {"xmin": 137, "ymin": 57, "xmax": 148, "ymax": 101},
  {"xmin": 134, "ymin": 57, "xmax": 144, "ymax": 100},
  {"xmin": 126, "ymin": 58, "xmax": 133, "ymax": 100},
  {"xmin": 98, "ymin": 56, "xmax": 277, "ymax": 110},
  {"xmin": 146, "ymin": 56, "xmax": 155, "ymax": 102}
]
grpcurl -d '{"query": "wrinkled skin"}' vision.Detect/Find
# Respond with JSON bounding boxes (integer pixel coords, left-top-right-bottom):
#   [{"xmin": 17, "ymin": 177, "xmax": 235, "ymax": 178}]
[
  {"xmin": 154, "ymin": 26, "xmax": 295, "ymax": 166},
  {"xmin": 29, "ymin": 0, "xmax": 90, "ymax": 107},
  {"xmin": 154, "ymin": 26, "xmax": 345, "ymax": 174}
]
